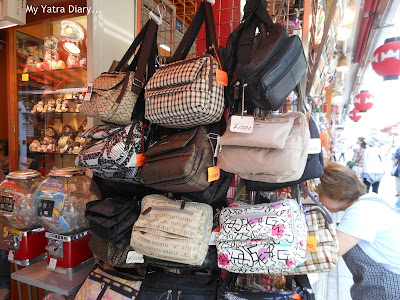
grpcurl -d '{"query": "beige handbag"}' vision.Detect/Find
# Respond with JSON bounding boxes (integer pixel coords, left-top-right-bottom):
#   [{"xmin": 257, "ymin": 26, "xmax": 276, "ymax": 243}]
[
  {"xmin": 80, "ymin": 19, "xmax": 158, "ymax": 125},
  {"xmin": 130, "ymin": 194, "xmax": 213, "ymax": 266},
  {"xmin": 217, "ymin": 112, "xmax": 310, "ymax": 183}
]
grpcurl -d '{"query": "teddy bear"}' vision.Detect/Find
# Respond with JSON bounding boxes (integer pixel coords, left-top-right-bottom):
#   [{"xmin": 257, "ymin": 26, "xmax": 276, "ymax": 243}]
[
  {"xmin": 47, "ymin": 99, "xmax": 56, "ymax": 112},
  {"xmin": 36, "ymin": 100, "xmax": 45, "ymax": 112},
  {"xmin": 61, "ymin": 100, "xmax": 69, "ymax": 112},
  {"xmin": 29, "ymin": 140, "xmax": 41, "ymax": 152}
]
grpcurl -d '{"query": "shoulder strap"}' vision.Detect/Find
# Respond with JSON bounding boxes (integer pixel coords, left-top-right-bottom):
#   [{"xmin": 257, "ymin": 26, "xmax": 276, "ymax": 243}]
[
  {"xmin": 171, "ymin": 1, "xmax": 218, "ymax": 62},
  {"xmin": 299, "ymin": 184, "xmax": 333, "ymax": 224}
]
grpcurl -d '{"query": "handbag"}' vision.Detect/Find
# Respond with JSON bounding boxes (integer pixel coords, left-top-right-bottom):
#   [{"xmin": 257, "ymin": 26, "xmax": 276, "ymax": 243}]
[
  {"xmin": 85, "ymin": 197, "xmax": 140, "ymax": 242},
  {"xmin": 130, "ymin": 194, "xmax": 213, "ymax": 266},
  {"xmin": 140, "ymin": 126, "xmax": 213, "ymax": 193},
  {"xmin": 74, "ymin": 264, "xmax": 143, "ymax": 300},
  {"xmin": 216, "ymin": 198, "xmax": 307, "ymax": 274},
  {"xmin": 224, "ymin": 0, "xmax": 306, "ymax": 112},
  {"xmin": 245, "ymin": 116, "xmax": 323, "ymax": 191},
  {"xmin": 80, "ymin": 19, "xmax": 158, "ymax": 125},
  {"xmin": 144, "ymin": 1, "xmax": 225, "ymax": 128},
  {"xmin": 391, "ymin": 165, "xmax": 399, "ymax": 177},
  {"xmin": 217, "ymin": 112, "xmax": 310, "ymax": 183},
  {"xmin": 75, "ymin": 120, "xmax": 149, "ymax": 183},
  {"xmin": 280, "ymin": 185, "xmax": 339, "ymax": 275},
  {"xmin": 137, "ymin": 271, "xmax": 217, "ymax": 300}
]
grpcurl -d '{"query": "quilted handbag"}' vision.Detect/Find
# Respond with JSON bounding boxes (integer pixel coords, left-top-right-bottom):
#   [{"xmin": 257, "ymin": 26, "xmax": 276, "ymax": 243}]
[
  {"xmin": 85, "ymin": 197, "xmax": 140, "ymax": 242},
  {"xmin": 217, "ymin": 112, "xmax": 310, "ymax": 183},
  {"xmin": 75, "ymin": 120, "xmax": 148, "ymax": 183},
  {"xmin": 137, "ymin": 271, "xmax": 217, "ymax": 300},
  {"xmin": 224, "ymin": 0, "xmax": 306, "ymax": 112},
  {"xmin": 216, "ymin": 198, "xmax": 307, "ymax": 274},
  {"xmin": 80, "ymin": 19, "xmax": 158, "ymax": 125},
  {"xmin": 130, "ymin": 194, "xmax": 213, "ymax": 266},
  {"xmin": 280, "ymin": 185, "xmax": 339, "ymax": 275},
  {"xmin": 74, "ymin": 264, "xmax": 143, "ymax": 300},
  {"xmin": 140, "ymin": 126, "xmax": 213, "ymax": 193},
  {"xmin": 245, "ymin": 116, "xmax": 323, "ymax": 191}
]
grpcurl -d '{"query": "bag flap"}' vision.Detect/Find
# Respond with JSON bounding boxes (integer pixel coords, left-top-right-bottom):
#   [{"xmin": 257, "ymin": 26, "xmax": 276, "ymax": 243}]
[
  {"xmin": 144, "ymin": 127, "xmax": 199, "ymax": 157},
  {"xmin": 220, "ymin": 113, "xmax": 302, "ymax": 149},
  {"xmin": 81, "ymin": 124, "xmax": 123, "ymax": 140},
  {"xmin": 86, "ymin": 198, "xmax": 135, "ymax": 217},
  {"xmin": 93, "ymin": 72, "xmax": 130, "ymax": 91},
  {"xmin": 145, "ymin": 56, "xmax": 209, "ymax": 91}
]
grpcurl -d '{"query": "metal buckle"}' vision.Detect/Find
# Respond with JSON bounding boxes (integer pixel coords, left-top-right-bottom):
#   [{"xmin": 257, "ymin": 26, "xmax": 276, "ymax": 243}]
[{"xmin": 132, "ymin": 78, "xmax": 145, "ymax": 88}]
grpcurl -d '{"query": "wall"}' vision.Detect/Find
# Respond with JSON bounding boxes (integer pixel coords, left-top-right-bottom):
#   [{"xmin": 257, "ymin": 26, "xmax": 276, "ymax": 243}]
[{"xmin": 0, "ymin": 30, "xmax": 8, "ymax": 138}]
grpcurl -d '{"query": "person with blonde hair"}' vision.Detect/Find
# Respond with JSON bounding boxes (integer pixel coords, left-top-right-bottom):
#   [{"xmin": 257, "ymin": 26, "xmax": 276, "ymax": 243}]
[{"xmin": 316, "ymin": 162, "xmax": 400, "ymax": 299}]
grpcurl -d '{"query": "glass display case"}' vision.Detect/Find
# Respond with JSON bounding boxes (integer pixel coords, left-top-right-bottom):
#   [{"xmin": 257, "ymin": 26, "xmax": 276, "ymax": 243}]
[{"xmin": 15, "ymin": 16, "xmax": 87, "ymax": 175}]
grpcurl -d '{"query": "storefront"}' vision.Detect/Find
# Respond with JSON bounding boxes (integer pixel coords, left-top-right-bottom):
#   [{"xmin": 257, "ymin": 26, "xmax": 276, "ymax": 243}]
[{"xmin": 0, "ymin": 0, "xmax": 399, "ymax": 299}]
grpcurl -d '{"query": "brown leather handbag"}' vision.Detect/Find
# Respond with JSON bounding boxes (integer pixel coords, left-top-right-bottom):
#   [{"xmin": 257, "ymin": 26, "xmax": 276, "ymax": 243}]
[{"xmin": 140, "ymin": 126, "xmax": 213, "ymax": 193}]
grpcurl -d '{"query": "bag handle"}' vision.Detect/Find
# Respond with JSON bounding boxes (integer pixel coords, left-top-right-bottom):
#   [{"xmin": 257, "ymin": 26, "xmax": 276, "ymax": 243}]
[
  {"xmin": 299, "ymin": 184, "xmax": 333, "ymax": 224},
  {"xmin": 171, "ymin": 1, "xmax": 219, "ymax": 62}
]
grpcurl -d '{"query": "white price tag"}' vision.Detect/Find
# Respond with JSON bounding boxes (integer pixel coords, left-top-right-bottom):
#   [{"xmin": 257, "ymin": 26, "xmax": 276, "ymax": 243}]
[
  {"xmin": 83, "ymin": 83, "xmax": 93, "ymax": 101},
  {"xmin": 230, "ymin": 116, "xmax": 254, "ymax": 133},
  {"xmin": 209, "ymin": 231, "xmax": 220, "ymax": 245},
  {"xmin": 126, "ymin": 251, "xmax": 144, "ymax": 264},
  {"xmin": 49, "ymin": 257, "xmax": 58, "ymax": 270},
  {"xmin": 308, "ymin": 138, "xmax": 322, "ymax": 154},
  {"xmin": 8, "ymin": 250, "xmax": 14, "ymax": 261}
]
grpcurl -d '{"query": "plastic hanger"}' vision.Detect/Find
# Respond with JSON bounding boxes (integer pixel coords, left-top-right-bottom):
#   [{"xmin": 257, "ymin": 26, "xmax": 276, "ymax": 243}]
[{"xmin": 149, "ymin": 3, "xmax": 166, "ymax": 26}]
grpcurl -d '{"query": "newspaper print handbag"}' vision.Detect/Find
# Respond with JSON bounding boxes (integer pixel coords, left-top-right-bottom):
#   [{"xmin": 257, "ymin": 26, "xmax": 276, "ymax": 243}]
[
  {"xmin": 144, "ymin": 54, "xmax": 225, "ymax": 128},
  {"xmin": 75, "ymin": 121, "xmax": 148, "ymax": 183},
  {"xmin": 130, "ymin": 194, "xmax": 213, "ymax": 266},
  {"xmin": 216, "ymin": 198, "xmax": 307, "ymax": 274}
]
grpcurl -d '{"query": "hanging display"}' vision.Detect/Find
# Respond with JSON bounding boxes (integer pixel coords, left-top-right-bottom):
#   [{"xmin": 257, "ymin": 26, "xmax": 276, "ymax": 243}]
[
  {"xmin": 349, "ymin": 109, "xmax": 362, "ymax": 122},
  {"xmin": 371, "ymin": 37, "xmax": 400, "ymax": 80},
  {"xmin": 354, "ymin": 91, "xmax": 374, "ymax": 112}
]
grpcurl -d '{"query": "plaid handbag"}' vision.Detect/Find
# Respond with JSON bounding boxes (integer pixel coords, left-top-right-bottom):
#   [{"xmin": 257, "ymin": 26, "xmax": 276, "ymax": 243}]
[
  {"xmin": 144, "ymin": 54, "xmax": 224, "ymax": 128},
  {"xmin": 280, "ymin": 185, "xmax": 339, "ymax": 275}
]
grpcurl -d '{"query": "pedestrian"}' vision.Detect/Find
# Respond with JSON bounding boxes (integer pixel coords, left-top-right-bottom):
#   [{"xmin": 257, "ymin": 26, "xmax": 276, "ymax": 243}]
[
  {"xmin": 337, "ymin": 140, "xmax": 346, "ymax": 162},
  {"xmin": 393, "ymin": 146, "xmax": 400, "ymax": 197},
  {"xmin": 352, "ymin": 137, "xmax": 366, "ymax": 178},
  {"xmin": 362, "ymin": 137, "xmax": 384, "ymax": 193},
  {"xmin": 316, "ymin": 162, "xmax": 400, "ymax": 299}
]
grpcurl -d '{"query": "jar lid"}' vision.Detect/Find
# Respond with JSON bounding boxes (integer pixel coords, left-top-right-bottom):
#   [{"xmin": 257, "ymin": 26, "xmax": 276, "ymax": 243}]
[
  {"xmin": 6, "ymin": 169, "xmax": 42, "ymax": 180},
  {"xmin": 49, "ymin": 167, "xmax": 85, "ymax": 177}
]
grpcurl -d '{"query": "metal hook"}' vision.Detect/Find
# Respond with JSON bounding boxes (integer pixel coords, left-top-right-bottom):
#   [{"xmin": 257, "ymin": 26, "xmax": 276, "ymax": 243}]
[{"xmin": 149, "ymin": 3, "xmax": 165, "ymax": 26}]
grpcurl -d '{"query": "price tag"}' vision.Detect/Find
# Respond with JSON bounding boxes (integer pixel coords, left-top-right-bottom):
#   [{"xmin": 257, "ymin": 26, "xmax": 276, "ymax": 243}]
[
  {"xmin": 216, "ymin": 69, "xmax": 228, "ymax": 86},
  {"xmin": 83, "ymin": 83, "xmax": 93, "ymax": 101},
  {"xmin": 306, "ymin": 236, "xmax": 318, "ymax": 253},
  {"xmin": 308, "ymin": 138, "xmax": 322, "ymax": 154},
  {"xmin": 208, "ymin": 166, "xmax": 220, "ymax": 182},
  {"xmin": 209, "ymin": 226, "xmax": 221, "ymax": 245},
  {"xmin": 8, "ymin": 250, "xmax": 14, "ymax": 261},
  {"xmin": 49, "ymin": 257, "xmax": 58, "ymax": 269},
  {"xmin": 230, "ymin": 116, "xmax": 254, "ymax": 133},
  {"xmin": 22, "ymin": 74, "xmax": 29, "ymax": 81},
  {"xmin": 136, "ymin": 153, "xmax": 147, "ymax": 167},
  {"xmin": 126, "ymin": 251, "xmax": 144, "ymax": 263}
]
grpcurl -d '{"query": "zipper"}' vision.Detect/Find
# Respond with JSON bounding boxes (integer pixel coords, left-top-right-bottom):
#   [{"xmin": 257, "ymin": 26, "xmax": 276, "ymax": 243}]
[
  {"xmin": 142, "ymin": 206, "xmax": 194, "ymax": 216},
  {"xmin": 242, "ymin": 31, "xmax": 287, "ymax": 76},
  {"xmin": 230, "ymin": 212, "xmax": 278, "ymax": 219},
  {"xmin": 157, "ymin": 54, "xmax": 212, "ymax": 69},
  {"xmin": 265, "ymin": 46, "xmax": 302, "ymax": 90}
]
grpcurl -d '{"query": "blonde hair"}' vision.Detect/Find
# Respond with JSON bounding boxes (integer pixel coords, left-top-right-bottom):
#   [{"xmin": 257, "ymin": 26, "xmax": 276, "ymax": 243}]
[{"xmin": 316, "ymin": 162, "xmax": 366, "ymax": 202}]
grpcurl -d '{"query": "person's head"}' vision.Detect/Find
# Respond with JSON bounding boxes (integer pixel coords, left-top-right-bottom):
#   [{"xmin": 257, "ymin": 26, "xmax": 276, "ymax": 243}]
[
  {"xmin": 357, "ymin": 137, "xmax": 366, "ymax": 148},
  {"xmin": 316, "ymin": 162, "xmax": 366, "ymax": 212}
]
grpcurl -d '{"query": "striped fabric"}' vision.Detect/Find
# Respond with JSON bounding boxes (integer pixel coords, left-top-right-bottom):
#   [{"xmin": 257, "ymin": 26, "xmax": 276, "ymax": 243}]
[
  {"xmin": 144, "ymin": 55, "xmax": 224, "ymax": 128},
  {"xmin": 281, "ymin": 204, "xmax": 339, "ymax": 275}
]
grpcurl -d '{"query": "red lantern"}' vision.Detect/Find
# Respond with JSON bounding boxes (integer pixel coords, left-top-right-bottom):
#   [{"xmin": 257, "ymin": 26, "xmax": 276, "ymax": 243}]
[
  {"xmin": 371, "ymin": 37, "xmax": 400, "ymax": 80},
  {"xmin": 331, "ymin": 105, "xmax": 340, "ymax": 114},
  {"xmin": 323, "ymin": 103, "xmax": 328, "ymax": 112},
  {"xmin": 354, "ymin": 91, "xmax": 373, "ymax": 112},
  {"xmin": 349, "ymin": 109, "xmax": 362, "ymax": 122}
]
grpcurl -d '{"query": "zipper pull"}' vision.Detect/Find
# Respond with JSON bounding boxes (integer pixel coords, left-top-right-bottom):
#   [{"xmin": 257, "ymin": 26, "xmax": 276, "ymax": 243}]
[
  {"xmin": 166, "ymin": 289, "xmax": 172, "ymax": 300},
  {"xmin": 177, "ymin": 290, "xmax": 182, "ymax": 300},
  {"xmin": 234, "ymin": 81, "xmax": 240, "ymax": 100},
  {"xmin": 142, "ymin": 207, "xmax": 152, "ymax": 215}
]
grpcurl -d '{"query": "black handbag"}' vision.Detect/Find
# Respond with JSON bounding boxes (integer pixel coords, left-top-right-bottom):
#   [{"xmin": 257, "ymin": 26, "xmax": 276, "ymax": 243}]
[
  {"xmin": 224, "ymin": 0, "xmax": 306, "ymax": 113},
  {"xmin": 245, "ymin": 116, "xmax": 324, "ymax": 191},
  {"xmin": 137, "ymin": 272, "xmax": 218, "ymax": 300},
  {"xmin": 85, "ymin": 197, "xmax": 140, "ymax": 242}
]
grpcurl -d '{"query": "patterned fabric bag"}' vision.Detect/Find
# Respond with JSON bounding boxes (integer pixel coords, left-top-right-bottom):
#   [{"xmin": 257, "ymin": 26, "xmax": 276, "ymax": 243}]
[
  {"xmin": 74, "ymin": 264, "xmax": 142, "ymax": 300},
  {"xmin": 144, "ymin": 54, "xmax": 225, "ymax": 128},
  {"xmin": 130, "ymin": 194, "xmax": 213, "ymax": 266},
  {"xmin": 80, "ymin": 19, "xmax": 158, "ymax": 125},
  {"xmin": 75, "ymin": 120, "xmax": 148, "ymax": 183},
  {"xmin": 280, "ymin": 185, "xmax": 339, "ymax": 275},
  {"xmin": 216, "ymin": 198, "xmax": 307, "ymax": 274}
]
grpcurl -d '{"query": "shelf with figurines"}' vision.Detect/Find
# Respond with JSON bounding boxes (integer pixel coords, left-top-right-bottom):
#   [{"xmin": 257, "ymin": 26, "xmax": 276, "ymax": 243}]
[{"xmin": 27, "ymin": 121, "xmax": 87, "ymax": 156}]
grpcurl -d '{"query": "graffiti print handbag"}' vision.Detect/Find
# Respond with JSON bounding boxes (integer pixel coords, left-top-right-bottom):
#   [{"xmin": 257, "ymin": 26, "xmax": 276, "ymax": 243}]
[
  {"xmin": 216, "ymin": 198, "xmax": 307, "ymax": 274},
  {"xmin": 80, "ymin": 19, "xmax": 158, "ymax": 125}
]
